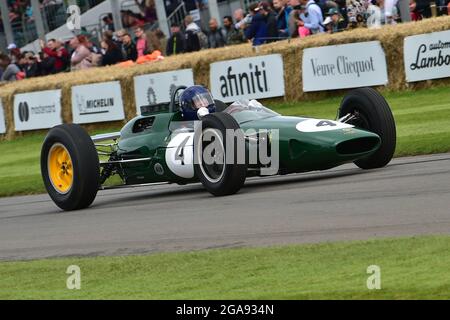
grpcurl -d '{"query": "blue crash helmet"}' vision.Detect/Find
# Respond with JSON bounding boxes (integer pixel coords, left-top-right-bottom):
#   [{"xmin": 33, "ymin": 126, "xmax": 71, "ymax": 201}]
[{"xmin": 179, "ymin": 85, "xmax": 216, "ymax": 120}]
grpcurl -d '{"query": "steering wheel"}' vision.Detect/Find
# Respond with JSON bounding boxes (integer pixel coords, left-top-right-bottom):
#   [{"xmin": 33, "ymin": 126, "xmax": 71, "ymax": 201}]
[{"xmin": 169, "ymin": 85, "xmax": 187, "ymax": 113}]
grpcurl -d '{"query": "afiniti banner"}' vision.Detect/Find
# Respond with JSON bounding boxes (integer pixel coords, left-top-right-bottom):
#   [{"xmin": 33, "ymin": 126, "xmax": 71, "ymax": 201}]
[
  {"xmin": 134, "ymin": 69, "xmax": 194, "ymax": 114},
  {"xmin": 302, "ymin": 41, "xmax": 388, "ymax": 92},
  {"xmin": 404, "ymin": 30, "xmax": 450, "ymax": 82},
  {"xmin": 210, "ymin": 54, "xmax": 285, "ymax": 103},
  {"xmin": 72, "ymin": 81, "xmax": 125, "ymax": 124},
  {"xmin": 14, "ymin": 90, "xmax": 62, "ymax": 131},
  {"xmin": 0, "ymin": 100, "xmax": 6, "ymax": 134}
]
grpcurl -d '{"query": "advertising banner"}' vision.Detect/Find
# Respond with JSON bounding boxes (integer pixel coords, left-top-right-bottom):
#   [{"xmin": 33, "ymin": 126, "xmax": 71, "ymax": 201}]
[
  {"xmin": 72, "ymin": 81, "xmax": 125, "ymax": 124},
  {"xmin": 404, "ymin": 30, "xmax": 450, "ymax": 82},
  {"xmin": 302, "ymin": 41, "xmax": 388, "ymax": 92},
  {"xmin": 14, "ymin": 90, "xmax": 62, "ymax": 131},
  {"xmin": 134, "ymin": 69, "xmax": 195, "ymax": 114},
  {"xmin": 210, "ymin": 54, "xmax": 285, "ymax": 103}
]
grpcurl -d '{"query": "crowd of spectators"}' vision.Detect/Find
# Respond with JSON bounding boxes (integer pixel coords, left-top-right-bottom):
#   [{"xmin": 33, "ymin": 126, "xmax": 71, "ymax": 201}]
[{"xmin": 1, "ymin": 0, "xmax": 450, "ymax": 82}]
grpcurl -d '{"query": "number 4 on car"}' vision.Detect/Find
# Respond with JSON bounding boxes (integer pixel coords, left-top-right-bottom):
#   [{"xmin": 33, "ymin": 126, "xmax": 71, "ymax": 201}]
[{"xmin": 41, "ymin": 86, "xmax": 396, "ymax": 211}]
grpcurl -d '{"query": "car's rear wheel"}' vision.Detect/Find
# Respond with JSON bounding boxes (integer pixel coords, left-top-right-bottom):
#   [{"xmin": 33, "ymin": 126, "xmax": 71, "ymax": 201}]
[
  {"xmin": 41, "ymin": 124, "xmax": 100, "ymax": 211},
  {"xmin": 339, "ymin": 87, "xmax": 396, "ymax": 169},
  {"xmin": 194, "ymin": 112, "xmax": 247, "ymax": 196}
]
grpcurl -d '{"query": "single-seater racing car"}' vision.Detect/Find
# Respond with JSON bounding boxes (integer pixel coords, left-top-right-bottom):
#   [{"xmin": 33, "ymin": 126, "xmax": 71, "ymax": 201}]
[{"xmin": 41, "ymin": 85, "xmax": 396, "ymax": 211}]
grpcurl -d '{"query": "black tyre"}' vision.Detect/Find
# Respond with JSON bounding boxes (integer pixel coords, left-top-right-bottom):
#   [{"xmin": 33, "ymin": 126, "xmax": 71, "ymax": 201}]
[
  {"xmin": 194, "ymin": 112, "xmax": 247, "ymax": 196},
  {"xmin": 41, "ymin": 124, "xmax": 100, "ymax": 211},
  {"xmin": 339, "ymin": 87, "xmax": 396, "ymax": 169}
]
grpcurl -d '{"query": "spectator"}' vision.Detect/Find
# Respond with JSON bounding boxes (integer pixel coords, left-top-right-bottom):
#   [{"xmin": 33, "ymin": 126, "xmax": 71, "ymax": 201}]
[
  {"xmin": 40, "ymin": 39, "xmax": 69, "ymax": 73},
  {"xmin": 234, "ymin": 8, "xmax": 246, "ymax": 28},
  {"xmin": 121, "ymin": 32, "xmax": 138, "ymax": 61},
  {"xmin": 8, "ymin": 44, "xmax": 21, "ymax": 64},
  {"xmin": 385, "ymin": 0, "xmax": 399, "ymax": 24},
  {"xmin": 149, "ymin": 29, "xmax": 167, "ymax": 56},
  {"xmin": 207, "ymin": 18, "xmax": 226, "ymax": 48},
  {"xmin": 244, "ymin": 3, "xmax": 268, "ymax": 46},
  {"xmin": 259, "ymin": 2, "xmax": 279, "ymax": 42},
  {"xmin": 16, "ymin": 53, "xmax": 28, "ymax": 79},
  {"xmin": 69, "ymin": 36, "xmax": 93, "ymax": 71},
  {"xmin": 223, "ymin": 16, "xmax": 246, "ymax": 45},
  {"xmin": 101, "ymin": 39, "xmax": 123, "ymax": 66},
  {"xmin": 103, "ymin": 30, "xmax": 115, "ymax": 43},
  {"xmin": 37, "ymin": 51, "xmax": 56, "ymax": 76},
  {"xmin": 287, "ymin": 0, "xmax": 301, "ymax": 36},
  {"xmin": 298, "ymin": 0, "xmax": 325, "ymax": 34},
  {"xmin": 291, "ymin": 6, "xmax": 311, "ymax": 37},
  {"xmin": 234, "ymin": 8, "xmax": 254, "ymax": 31},
  {"xmin": 102, "ymin": 14, "xmax": 115, "ymax": 32},
  {"xmin": 134, "ymin": 26, "xmax": 150, "ymax": 57},
  {"xmin": 166, "ymin": 23, "xmax": 185, "ymax": 56},
  {"xmin": 135, "ymin": 0, "xmax": 157, "ymax": 23},
  {"xmin": 415, "ymin": 0, "xmax": 432, "ymax": 18},
  {"xmin": 184, "ymin": 15, "xmax": 202, "ymax": 52},
  {"xmin": 114, "ymin": 28, "xmax": 127, "ymax": 50},
  {"xmin": 122, "ymin": 10, "xmax": 146, "ymax": 28},
  {"xmin": 0, "ymin": 53, "xmax": 20, "ymax": 81},
  {"xmin": 324, "ymin": 8, "xmax": 346, "ymax": 33},
  {"xmin": 22, "ymin": 52, "xmax": 40, "ymax": 78},
  {"xmin": 273, "ymin": 0, "xmax": 292, "ymax": 38},
  {"xmin": 410, "ymin": 0, "xmax": 423, "ymax": 20}
]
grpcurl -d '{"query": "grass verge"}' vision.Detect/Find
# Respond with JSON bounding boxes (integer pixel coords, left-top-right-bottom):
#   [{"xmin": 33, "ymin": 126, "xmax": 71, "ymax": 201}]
[
  {"xmin": 0, "ymin": 235, "xmax": 449, "ymax": 299},
  {"xmin": 1, "ymin": 86, "xmax": 450, "ymax": 197}
]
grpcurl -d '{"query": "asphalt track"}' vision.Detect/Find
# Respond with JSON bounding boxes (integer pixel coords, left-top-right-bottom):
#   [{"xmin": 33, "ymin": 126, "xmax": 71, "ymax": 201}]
[{"xmin": 1, "ymin": 153, "xmax": 450, "ymax": 261}]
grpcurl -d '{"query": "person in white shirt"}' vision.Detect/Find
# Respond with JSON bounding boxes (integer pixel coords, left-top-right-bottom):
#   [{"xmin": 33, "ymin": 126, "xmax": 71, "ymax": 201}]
[{"xmin": 298, "ymin": 0, "xmax": 325, "ymax": 34}]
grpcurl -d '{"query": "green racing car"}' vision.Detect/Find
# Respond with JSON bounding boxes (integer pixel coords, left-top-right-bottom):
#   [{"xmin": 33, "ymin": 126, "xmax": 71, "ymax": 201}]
[{"xmin": 41, "ymin": 85, "xmax": 396, "ymax": 211}]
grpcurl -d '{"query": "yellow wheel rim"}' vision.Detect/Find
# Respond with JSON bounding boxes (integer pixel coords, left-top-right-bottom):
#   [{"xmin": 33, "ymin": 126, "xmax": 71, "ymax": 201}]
[{"xmin": 48, "ymin": 143, "xmax": 73, "ymax": 194}]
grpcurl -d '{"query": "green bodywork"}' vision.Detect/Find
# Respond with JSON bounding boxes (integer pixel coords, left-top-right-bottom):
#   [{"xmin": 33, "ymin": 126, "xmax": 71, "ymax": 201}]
[{"xmin": 113, "ymin": 108, "xmax": 380, "ymax": 186}]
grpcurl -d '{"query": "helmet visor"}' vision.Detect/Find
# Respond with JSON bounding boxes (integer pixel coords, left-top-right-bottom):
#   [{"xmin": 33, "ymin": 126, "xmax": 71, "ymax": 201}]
[{"xmin": 191, "ymin": 92, "xmax": 214, "ymax": 109}]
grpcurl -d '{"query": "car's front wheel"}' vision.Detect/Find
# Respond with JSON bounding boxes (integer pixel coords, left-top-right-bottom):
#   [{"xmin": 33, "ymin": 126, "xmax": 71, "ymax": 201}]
[
  {"xmin": 339, "ymin": 87, "xmax": 396, "ymax": 169},
  {"xmin": 194, "ymin": 112, "xmax": 247, "ymax": 196},
  {"xmin": 41, "ymin": 124, "xmax": 100, "ymax": 211}
]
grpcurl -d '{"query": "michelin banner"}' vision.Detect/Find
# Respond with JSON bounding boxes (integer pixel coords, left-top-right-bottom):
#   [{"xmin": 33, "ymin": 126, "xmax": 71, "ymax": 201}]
[
  {"xmin": 14, "ymin": 90, "xmax": 62, "ymax": 131},
  {"xmin": 0, "ymin": 100, "xmax": 5, "ymax": 134},
  {"xmin": 302, "ymin": 41, "xmax": 388, "ymax": 92},
  {"xmin": 210, "ymin": 54, "xmax": 285, "ymax": 103},
  {"xmin": 404, "ymin": 30, "xmax": 450, "ymax": 82},
  {"xmin": 134, "ymin": 69, "xmax": 195, "ymax": 114},
  {"xmin": 72, "ymin": 81, "xmax": 125, "ymax": 124}
]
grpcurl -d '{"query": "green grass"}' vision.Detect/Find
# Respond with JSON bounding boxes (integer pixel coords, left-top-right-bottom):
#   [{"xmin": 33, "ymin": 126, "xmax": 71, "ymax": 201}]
[
  {"xmin": 1, "ymin": 86, "xmax": 450, "ymax": 197},
  {"xmin": 1, "ymin": 235, "xmax": 449, "ymax": 299}
]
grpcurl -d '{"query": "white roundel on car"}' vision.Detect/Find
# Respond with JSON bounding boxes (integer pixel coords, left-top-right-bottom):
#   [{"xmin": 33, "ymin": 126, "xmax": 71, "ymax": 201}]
[
  {"xmin": 296, "ymin": 119, "xmax": 354, "ymax": 132},
  {"xmin": 165, "ymin": 132, "xmax": 195, "ymax": 179}
]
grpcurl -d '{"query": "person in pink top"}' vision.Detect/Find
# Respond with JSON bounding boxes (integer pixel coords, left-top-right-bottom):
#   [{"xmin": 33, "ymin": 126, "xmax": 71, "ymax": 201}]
[
  {"xmin": 133, "ymin": 26, "xmax": 149, "ymax": 57},
  {"xmin": 69, "ymin": 35, "xmax": 93, "ymax": 71}
]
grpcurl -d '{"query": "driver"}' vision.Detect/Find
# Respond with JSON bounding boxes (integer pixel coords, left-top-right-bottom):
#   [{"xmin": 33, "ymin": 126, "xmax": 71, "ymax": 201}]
[{"xmin": 179, "ymin": 85, "xmax": 216, "ymax": 120}]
